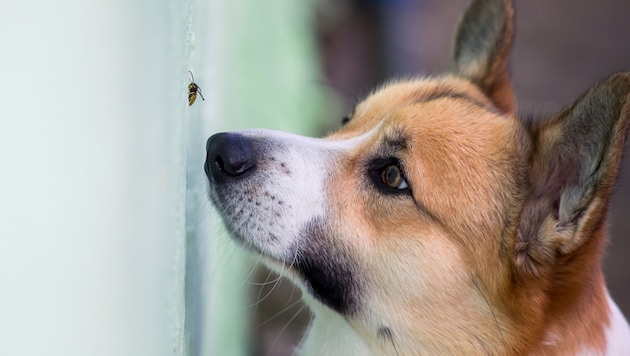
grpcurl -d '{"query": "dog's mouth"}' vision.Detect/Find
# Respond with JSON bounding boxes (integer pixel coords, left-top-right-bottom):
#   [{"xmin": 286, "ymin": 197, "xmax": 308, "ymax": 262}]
[
  {"xmin": 207, "ymin": 188, "xmax": 307, "ymax": 264},
  {"xmin": 217, "ymin": 203, "xmax": 360, "ymax": 312},
  {"xmin": 208, "ymin": 186, "xmax": 364, "ymax": 315}
]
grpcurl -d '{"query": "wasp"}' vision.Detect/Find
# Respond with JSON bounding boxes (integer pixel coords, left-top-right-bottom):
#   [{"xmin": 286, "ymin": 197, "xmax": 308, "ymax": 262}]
[{"xmin": 188, "ymin": 71, "xmax": 205, "ymax": 106}]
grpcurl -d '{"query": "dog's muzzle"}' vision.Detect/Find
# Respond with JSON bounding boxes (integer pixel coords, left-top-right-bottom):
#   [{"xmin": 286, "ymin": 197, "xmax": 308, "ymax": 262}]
[
  {"xmin": 205, "ymin": 132, "xmax": 256, "ymax": 183},
  {"xmin": 203, "ymin": 130, "xmax": 363, "ymax": 315}
]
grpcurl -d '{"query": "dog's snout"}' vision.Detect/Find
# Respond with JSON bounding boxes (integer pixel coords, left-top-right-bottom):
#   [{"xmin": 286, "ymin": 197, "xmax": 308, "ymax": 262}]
[{"xmin": 205, "ymin": 132, "xmax": 256, "ymax": 182}]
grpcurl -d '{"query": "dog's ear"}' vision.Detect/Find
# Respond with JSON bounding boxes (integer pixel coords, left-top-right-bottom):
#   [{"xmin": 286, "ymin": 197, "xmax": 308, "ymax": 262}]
[
  {"xmin": 450, "ymin": 0, "xmax": 515, "ymax": 113},
  {"xmin": 516, "ymin": 73, "xmax": 630, "ymax": 276}
]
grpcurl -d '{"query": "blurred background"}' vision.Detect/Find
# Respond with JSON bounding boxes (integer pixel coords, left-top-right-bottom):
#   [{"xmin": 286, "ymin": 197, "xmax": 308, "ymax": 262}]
[{"xmin": 0, "ymin": 1, "xmax": 628, "ymax": 356}]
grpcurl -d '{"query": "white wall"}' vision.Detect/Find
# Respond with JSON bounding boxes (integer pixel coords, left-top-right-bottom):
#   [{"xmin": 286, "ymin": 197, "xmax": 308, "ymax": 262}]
[{"xmin": 0, "ymin": 0, "xmax": 204, "ymax": 355}]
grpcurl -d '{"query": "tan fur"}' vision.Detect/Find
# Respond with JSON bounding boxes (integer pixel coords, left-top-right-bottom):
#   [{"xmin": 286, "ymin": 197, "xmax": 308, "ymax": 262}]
[
  {"xmin": 315, "ymin": 74, "xmax": 624, "ymax": 355},
  {"xmin": 314, "ymin": 39, "xmax": 630, "ymax": 356},
  {"xmin": 322, "ymin": 77, "xmax": 526, "ymax": 354}
]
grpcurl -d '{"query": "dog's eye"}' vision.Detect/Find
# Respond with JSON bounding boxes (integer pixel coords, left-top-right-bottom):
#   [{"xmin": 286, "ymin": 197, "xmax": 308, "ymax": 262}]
[
  {"xmin": 369, "ymin": 158, "xmax": 411, "ymax": 194},
  {"xmin": 341, "ymin": 115, "xmax": 351, "ymax": 125},
  {"xmin": 380, "ymin": 165, "xmax": 409, "ymax": 190}
]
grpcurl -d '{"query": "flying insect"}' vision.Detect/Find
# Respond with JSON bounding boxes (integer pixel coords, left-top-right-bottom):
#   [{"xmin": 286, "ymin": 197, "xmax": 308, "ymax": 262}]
[{"xmin": 188, "ymin": 71, "xmax": 204, "ymax": 106}]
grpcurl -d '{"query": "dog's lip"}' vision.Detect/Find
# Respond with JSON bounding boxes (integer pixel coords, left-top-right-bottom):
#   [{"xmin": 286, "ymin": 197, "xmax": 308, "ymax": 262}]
[
  {"xmin": 249, "ymin": 247, "xmax": 304, "ymax": 281},
  {"xmin": 262, "ymin": 254, "xmax": 298, "ymax": 272},
  {"xmin": 253, "ymin": 244, "xmax": 298, "ymax": 270}
]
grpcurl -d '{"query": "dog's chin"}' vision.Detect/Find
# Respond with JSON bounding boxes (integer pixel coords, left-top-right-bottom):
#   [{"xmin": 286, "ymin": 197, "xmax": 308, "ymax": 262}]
[
  {"xmin": 219, "ymin": 222, "xmax": 318, "ymax": 304},
  {"xmin": 257, "ymin": 253, "xmax": 302, "ymax": 281},
  {"xmin": 214, "ymin": 210, "xmax": 298, "ymax": 264},
  {"xmin": 215, "ymin": 205, "xmax": 364, "ymax": 316}
]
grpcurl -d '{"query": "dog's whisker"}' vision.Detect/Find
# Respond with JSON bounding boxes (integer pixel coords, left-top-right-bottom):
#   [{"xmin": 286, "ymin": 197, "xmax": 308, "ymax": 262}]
[
  {"xmin": 283, "ymin": 240, "xmax": 304, "ymax": 303},
  {"xmin": 247, "ymin": 273, "xmax": 273, "ymax": 319},
  {"xmin": 207, "ymin": 206, "xmax": 269, "ymax": 290},
  {"xmin": 255, "ymin": 297, "xmax": 305, "ymax": 330},
  {"xmin": 241, "ymin": 249, "xmax": 266, "ymax": 283},
  {"xmin": 204, "ymin": 230, "xmax": 240, "ymax": 282},
  {"xmin": 246, "ymin": 274, "xmax": 284, "ymax": 287},
  {"xmin": 266, "ymin": 304, "xmax": 306, "ymax": 356},
  {"xmin": 253, "ymin": 269, "xmax": 287, "ymax": 306},
  {"xmin": 472, "ymin": 276, "xmax": 506, "ymax": 352},
  {"xmin": 377, "ymin": 326, "xmax": 400, "ymax": 356},
  {"xmin": 249, "ymin": 264, "xmax": 290, "ymax": 310}
]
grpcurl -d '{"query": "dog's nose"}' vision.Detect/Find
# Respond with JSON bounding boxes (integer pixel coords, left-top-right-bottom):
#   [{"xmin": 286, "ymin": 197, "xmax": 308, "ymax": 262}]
[{"xmin": 205, "ymin": 132, "xmax": 256, "ymax": 182}]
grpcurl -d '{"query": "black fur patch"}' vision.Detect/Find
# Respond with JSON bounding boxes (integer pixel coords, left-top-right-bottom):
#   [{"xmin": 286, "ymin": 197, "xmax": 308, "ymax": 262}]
[{"xmin": 293, "ymin": 218, "xmax": 363, "ymax": 315}]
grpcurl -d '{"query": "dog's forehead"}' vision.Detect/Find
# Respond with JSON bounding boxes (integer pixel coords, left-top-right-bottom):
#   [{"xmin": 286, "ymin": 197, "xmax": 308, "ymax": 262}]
[
  {"xmin": 333, "ymin": 77, "xmax": 512, "ymax": 146},
  {"xmin": 361, "ymin": 78, "xmax": 498, "ymax": 120}
]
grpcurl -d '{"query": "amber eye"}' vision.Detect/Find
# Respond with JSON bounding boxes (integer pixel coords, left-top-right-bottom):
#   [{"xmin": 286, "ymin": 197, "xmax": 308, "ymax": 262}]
[{"xmin": 380, "ymin": 165, "xmax": 409, "ymax": 190}]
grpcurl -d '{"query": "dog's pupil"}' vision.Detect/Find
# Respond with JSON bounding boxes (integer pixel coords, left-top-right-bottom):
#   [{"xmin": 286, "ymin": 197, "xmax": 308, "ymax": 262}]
[{"xmin": 382, "ymin": 165, "xmax": 401, "ymax": 187}]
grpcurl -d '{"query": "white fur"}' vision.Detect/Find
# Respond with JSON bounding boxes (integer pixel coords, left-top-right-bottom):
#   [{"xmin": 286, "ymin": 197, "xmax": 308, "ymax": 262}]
[{"xmin": 605, "ymin": 292, "xmax": 630, "ymax": 355}]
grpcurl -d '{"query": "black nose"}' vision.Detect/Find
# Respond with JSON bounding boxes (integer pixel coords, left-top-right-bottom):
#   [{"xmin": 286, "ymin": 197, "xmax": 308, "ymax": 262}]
[{"xmin": 205, "ymin": 132, "xmax": 256, "ymax": 182}]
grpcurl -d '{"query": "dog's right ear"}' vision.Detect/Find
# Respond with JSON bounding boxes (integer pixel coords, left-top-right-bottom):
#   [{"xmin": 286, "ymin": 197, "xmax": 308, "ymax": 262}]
[
  {"xmin": 515, "ymin": 73, "xmax": 630, "ymax": 277},
  {"xmin": 450, "ymin": 0, "xmax": 515, "ymax": 114}
]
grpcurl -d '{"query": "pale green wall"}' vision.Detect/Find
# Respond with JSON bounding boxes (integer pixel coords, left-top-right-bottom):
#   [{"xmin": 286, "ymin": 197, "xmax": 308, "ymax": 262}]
[
  {"xmin": 1, "ymin": 0, "xmax": 191, "ymax": 355},
  {"xmin": 191, "ymin": 1, "xmax": 329, "ymax": 355}
]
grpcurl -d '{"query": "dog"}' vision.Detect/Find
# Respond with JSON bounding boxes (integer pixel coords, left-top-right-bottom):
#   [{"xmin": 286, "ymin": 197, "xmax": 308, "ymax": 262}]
[{"xmin": 204, "ymin": 0, "xmax": 630, "ymax": 354}]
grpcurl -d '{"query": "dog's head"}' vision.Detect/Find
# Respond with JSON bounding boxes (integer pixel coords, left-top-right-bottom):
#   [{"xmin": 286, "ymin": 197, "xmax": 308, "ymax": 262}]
[{"xmin": 205, "ymin": 0, "xmax": 630, "ymax": 353}]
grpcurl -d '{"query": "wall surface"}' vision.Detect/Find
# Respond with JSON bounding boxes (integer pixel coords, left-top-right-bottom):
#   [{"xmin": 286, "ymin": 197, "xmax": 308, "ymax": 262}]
[
  {"xmin": 1, "ymin": 0, "xmax": 194, "ymax": 355},
  {"xmin": 0, "ymin": 0, "xmax": 326, "ymax": 354}
]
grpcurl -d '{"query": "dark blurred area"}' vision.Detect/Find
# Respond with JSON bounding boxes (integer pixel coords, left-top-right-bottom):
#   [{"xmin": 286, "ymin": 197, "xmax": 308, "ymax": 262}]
[{"xmin": 251, "ymin": 1, "xmax": 630, "ymax": 354}]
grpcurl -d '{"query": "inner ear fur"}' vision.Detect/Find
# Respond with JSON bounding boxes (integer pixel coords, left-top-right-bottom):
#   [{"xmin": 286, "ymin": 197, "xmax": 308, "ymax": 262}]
[
  {"xmin": 515, "ymin": 73, "xmax": 630, "ymax": 276},
  {"xmin": 450, "ymin": 0, "xmax": 515, "ymax": 113}
]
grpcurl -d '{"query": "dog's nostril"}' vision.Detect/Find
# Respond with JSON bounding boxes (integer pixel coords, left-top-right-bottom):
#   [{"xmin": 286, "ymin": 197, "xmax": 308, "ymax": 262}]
[
  {"xmin": 205, "ymin": 132, "xmax": 256, "ymax": 182},
  {"xmin": 213, "ymin": 152, "xmax": 253, "ymax": 176},
  {"xmin": 214, "ymin": 155, "xmax": 226, "ymax": 172}
]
